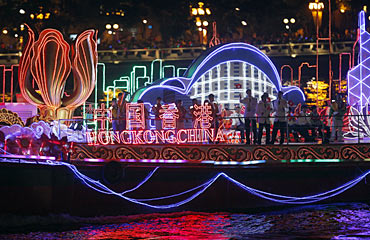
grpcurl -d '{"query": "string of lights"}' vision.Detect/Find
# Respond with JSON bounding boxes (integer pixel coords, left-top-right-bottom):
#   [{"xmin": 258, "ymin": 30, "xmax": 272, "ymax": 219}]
[{"xmin": 1, "ymin": 158, "xmax": 368, "ymax": 209}]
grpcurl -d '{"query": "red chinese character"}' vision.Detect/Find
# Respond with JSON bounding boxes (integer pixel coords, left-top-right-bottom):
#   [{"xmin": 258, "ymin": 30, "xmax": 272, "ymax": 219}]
[
  {"xmin": 193, "ymin": 103, "xmax": 213, "ymax": 129},
  {"xmin": 94, "ymin": 103, "xmax": 112, "ymax": 130},
  {"xmin": 126, "ymin": 103, "xmax": 145, "ymax": 130},
  {"xmin": 159, "ymin": 103, "xmax": 179, "ymax": 129}
]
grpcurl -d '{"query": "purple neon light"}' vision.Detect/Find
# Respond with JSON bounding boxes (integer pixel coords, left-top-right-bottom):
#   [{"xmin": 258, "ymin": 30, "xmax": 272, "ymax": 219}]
[
  {"xmin": 0, "ymin": 158, "xmax": 368, "ymax": 209},
  {"xmin": 0, "ymin": 154, "xmax": 55, "ymax": 161},
  {"xmin": 348, "ymin": 11, "xmax": 370, "ymax": 109},
  {"xmin": 138, "ymin": 43, "xmax": 305, "ymax": 101}
]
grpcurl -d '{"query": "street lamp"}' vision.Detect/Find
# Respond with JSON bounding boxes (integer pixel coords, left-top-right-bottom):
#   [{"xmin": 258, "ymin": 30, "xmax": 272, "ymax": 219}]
[
  {"xmin": 309, "ymin": 0, "xmax": 327, "ymax": 105},
  {"xmin": 241, "ymin": 20, "xmax": 247, "ymax": 26},
  {"xmin": 105, "ymin": 24, "xmax": 112, "ymax": 30},
  {"xmin": 309, "ymin": 0, "xmax": 324, "ymax": 28},
  {"xmin": 113, "ymin": 24, "xmax": 119, "ymax": 30},
  {"xmin": 190, "ymin": 2, "xmax": 211, "ymax": 45}
]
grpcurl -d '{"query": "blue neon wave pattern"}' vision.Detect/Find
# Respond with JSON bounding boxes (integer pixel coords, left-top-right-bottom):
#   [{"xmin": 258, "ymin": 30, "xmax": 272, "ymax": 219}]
[{"xmin": 2, "ymin": 158, "xmax": 369, "ymax": 209}]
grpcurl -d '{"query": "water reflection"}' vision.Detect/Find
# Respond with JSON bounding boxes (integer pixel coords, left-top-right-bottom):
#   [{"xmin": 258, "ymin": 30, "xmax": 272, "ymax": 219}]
[{"xmin": 2, "ymin": 203, "xmax": 370, "ymax": 239}]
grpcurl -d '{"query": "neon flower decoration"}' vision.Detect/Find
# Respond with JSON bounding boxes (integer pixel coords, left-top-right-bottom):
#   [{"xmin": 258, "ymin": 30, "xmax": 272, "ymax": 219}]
[{"xmin": 19, "ymin": 26, "xmax": 98, "ymax": 120}]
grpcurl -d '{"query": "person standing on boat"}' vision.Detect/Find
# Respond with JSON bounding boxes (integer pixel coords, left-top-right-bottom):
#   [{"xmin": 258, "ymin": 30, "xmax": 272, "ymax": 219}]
[
  {"xmin": 110, "ymin": 98, "xmax": 119, "ymax": 131},
  {"xmin": 117, "ymin": 92, "xmax": 127, "ymax": 130},
  {"xmin": 152, "ymin": 97, "xmax": 163, "ymax": 130},
  {"xmin": 296, "ymin": 105, "xmax": 312, "ymax": 142},
  {"xmin": 176, "ymin": 99, "xmax": 187, "ymax": 129},
  {"xmin": 256, "ymin": 93, "xmax": 272, "ymax": 145},
  {"xmin": 189, "ymin": 99, "xmax": 199, "ymax": 128},
  {"xmin": 271, "ymin": 91, "xmax": 288, "ymax": 145},
  {"xmin": 329, "ymin": 95, "xmax": 346, "ymax": 142},
  {"xmin": 231, "ymin": 106, "xmax": 246, "ymax": 144},
  {"xmin": 240, "ymin": 89, "xmax": 257, "ymax": 144},
  {"xmin": 208, "ymin": 94, "xmax": 222, "ymax": 130}
]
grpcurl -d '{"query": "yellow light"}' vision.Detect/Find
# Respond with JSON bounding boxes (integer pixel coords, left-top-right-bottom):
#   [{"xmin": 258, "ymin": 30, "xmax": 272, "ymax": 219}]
[
  {"xmin": 198, "ymin": 2, "xmax": 204, "ymax": 7},
  {"xmin": 198, "ymin": 8, "xmax": 205, "ymax": 15},
  {"xmin": 290, "ymin": 18, "xmax": 295, "ymax": 24},
  {"xmin": 108, "ymin": 30, "xmax": 113, "ymax": 35},
  {"xmin": 106, "ymin": 24, "xmax": 112, "ymax": 29},
  {"xmin": 196, "ymin": 21, "xmax": 202, "ymax": 27},
  {"xmin": 191, "ymin": 8, "xmax": 198, "ymax": 15},
  {"xmin": 30, "ymin": 13, "xmax": 34, "ymax": 19},
  {"xmin": 235, "ymin": 7, "xmax": 240, "ymax": 11},
  {"xmin": 143, "ymin": 19, "xmax": 148, "ymax": 24},
  {"xmin": 121, "ymin": 12, "xmax": 124, "ymax": 16},
  {"xmin": 45, "ymin": 13, "xmax": 50, "ymax": 19},
  {"xmin": 36, "ymin": 13, "xmax": 43, "ymax": 19},
  {"xmin": 106, "ymin": 12, "xmax": 109, "ymax": 16},
  {"xmin": 205, "ymin": 8, "xmax": 211, "ymax": 15},
  {"xmin": 2, "ymin": 29, "xmax": 8, "ymax": 34},
  {"xmin": 198, "ymin": 27, "xmax": 202, "ymax": 31},
  {"xmin": 241, "ymin": 20, "xmax": 247, "ymax": 26},
  {"xmin": 116, "ymin": 12, "xmax": 120, "ymax": 15},
  {"xmin": 202, "ymin": 29, "xmax": 207, "ymax": 37},
  {"xmin": 20, "ymin": 24, "xmax": 25, "ymax": 31},
  {"xmin": 309, "ymin": 0, "xmax": 324, "ymax": 10},
  {"xmin": 113, "ymin": 24, "xmax": 119, "ymax": 29},
  {"xmin": 364, "ymin": 6, "xmax": 367, "ymax": 12},
  {"xmin": 340, "ymin": 8, "xmax": 345, "ymax": 13},
  {"xmin": 203, "ymin": 21, "xmax": 208, "ymax": 26},
  {"xmin": 283, "ymin": 18, "xmax": 289, "ymax": 24}
]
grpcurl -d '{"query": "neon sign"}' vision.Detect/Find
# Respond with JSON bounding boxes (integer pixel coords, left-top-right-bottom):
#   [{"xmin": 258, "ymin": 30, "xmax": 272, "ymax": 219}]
[
  {"xmin": 159, "ymin": 103, "xmax": 179, "ymax": 129},
  {"xmin": 93, "ymin": 103, "xmax": 111, "ymax": 130},
  {"xmin": 86, "ymin": 128, "xmax": 225, "ymax": 145},
  {"xmin": 193, "ymin": 103, "xmax": 213, "ymax": 128},
  {"xmin": 126, "ymin": 103, "xmax": 145, "ymax": 130},
  {"xmin": 86, "ymin": 103, "xmax": 225, "ymax": 145}
]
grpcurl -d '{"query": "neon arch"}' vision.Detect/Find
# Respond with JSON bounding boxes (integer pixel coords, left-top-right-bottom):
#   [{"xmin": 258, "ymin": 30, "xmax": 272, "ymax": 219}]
[{"xmin": 132, "ymin": 42, "xmax": 305, "ymax": 104}]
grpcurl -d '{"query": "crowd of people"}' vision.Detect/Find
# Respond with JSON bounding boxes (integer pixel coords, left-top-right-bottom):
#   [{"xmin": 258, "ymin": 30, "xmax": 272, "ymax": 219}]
[
  {"xmin": 108, "ymin": 89, "xmax": 348, "ymax": 144},
  {"xmin": 0, "ymin": 27, "xmax": 358, "ymax": 53},
  {"xmin": 234, "ymin": 90, "xmax": 347, "ymax": 144}
]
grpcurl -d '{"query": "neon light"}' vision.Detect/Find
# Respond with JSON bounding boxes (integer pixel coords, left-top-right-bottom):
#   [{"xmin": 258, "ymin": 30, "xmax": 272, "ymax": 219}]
[
  {"xmin": 86, "ymin": 128, "xmax": 225, "ymax": 145},
  {"xmin": 348, "ymin": 11, "xmax": 370, "ymax": 110},
  {"xmin": 345, "ymin": 11, "xmax": 370, "ymax": 138},
  {"xmin": 4, "ymin": 159, "xmax": 369, "ymax": 208},
  {"xmin": 193, "ymin": 103, "xmax": 213, "ymax": 129},
  {"xmin": 19, "ymin": 27, "xmax": 97, "ymax": 120},
  {"xmin": 159, "ymin": 103, "xmax": 179, "ymax": 129},
  {"xmin": 93, "ymin": 103, "xmax": 112, "ymax": 130},
  {"xmin": 135, "ymin": 43, "xmax": 305, "ymax": 105},
  {"xmin": 126, "ymin": 103, "xmax": 145, "ymax": 130}
]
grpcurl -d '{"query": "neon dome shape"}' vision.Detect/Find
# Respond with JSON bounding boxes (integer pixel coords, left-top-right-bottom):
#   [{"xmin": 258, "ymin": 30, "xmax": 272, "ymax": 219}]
[{"xmin": 132, "ymin": 42, "xmax": 305, "ymax": 104}]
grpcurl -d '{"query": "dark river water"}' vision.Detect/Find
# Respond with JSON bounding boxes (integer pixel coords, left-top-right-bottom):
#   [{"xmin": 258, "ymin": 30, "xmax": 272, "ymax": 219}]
[{"xmin": 1, "ymin": 203, "xmax": 370, "ymax": 239}]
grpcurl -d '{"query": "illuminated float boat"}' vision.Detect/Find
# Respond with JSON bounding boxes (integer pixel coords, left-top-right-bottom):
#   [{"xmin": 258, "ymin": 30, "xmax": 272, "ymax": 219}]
[{"xmin": 1, "ymin": 11, "xmax": 370, "ymax": 216}]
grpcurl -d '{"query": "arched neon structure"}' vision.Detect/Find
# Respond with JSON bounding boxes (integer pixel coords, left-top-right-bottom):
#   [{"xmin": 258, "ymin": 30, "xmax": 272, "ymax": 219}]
[{"xmin": 132, "ymin": 42, "xmax": 305, "ymax": 104}]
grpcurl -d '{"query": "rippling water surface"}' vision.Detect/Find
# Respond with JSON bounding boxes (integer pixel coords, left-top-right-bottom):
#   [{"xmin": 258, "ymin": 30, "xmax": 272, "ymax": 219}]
[{"xmin": 2, "ymin": 203, "xmax": 370, "ymax": 239}]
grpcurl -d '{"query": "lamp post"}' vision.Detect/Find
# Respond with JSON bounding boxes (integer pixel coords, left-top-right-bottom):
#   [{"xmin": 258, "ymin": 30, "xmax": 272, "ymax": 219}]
[
  {"xmin": 190, "ymin": 2, "xmax": 211, "ymax": 45},
  {"xmin": 309, "ymin": 0, "xmax": 331, "ymax": 106},
  {"xmin": 283, "ymin": 18, "xmax": 295, "ymax": 41}
]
